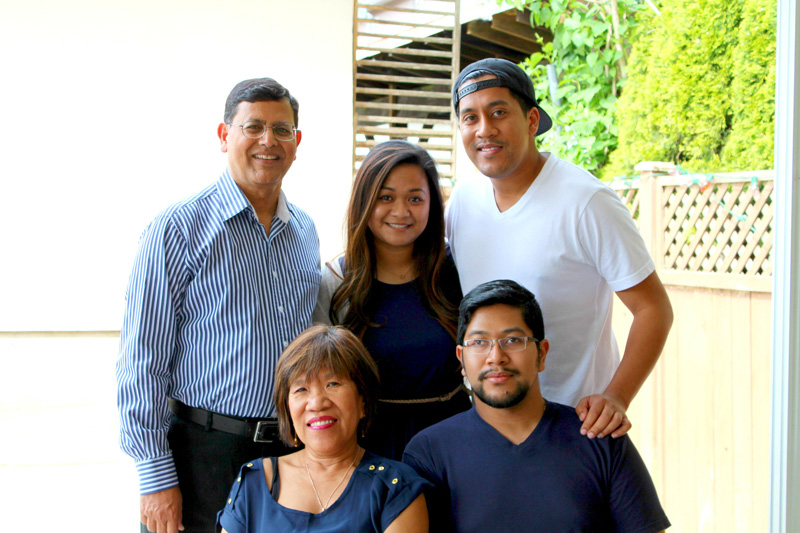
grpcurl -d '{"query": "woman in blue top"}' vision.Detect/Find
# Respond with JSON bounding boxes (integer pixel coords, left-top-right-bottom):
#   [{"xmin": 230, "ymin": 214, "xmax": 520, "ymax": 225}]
[
  {"xmin": 217, "ymin": 325, "xmax": 429, "ymax": 533},
  {"xmin": 313, "ymin": 141, "xmax": 471, "ymax": 460}
]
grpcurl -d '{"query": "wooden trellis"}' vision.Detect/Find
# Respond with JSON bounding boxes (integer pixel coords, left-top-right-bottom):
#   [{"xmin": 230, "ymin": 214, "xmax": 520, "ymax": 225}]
[
  {"xmin": 610, "ymin": 164, "xmax": 774, "ymax": 292},
  {"xmin": 353, "ymin": 0, "xmax": 461, "ymax": 188}
]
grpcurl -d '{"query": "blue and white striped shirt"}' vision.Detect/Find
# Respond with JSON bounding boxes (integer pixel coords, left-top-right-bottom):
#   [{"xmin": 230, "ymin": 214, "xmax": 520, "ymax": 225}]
[{"xmin": 116, "ymin": 169, "xmax": 320, "ymax": 495}]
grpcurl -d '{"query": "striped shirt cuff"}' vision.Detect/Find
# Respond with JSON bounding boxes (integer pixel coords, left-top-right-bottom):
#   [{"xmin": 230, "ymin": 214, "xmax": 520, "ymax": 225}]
[{"xmin": 136, "ymin": 455, "xmax": 179, "ymax": 495}]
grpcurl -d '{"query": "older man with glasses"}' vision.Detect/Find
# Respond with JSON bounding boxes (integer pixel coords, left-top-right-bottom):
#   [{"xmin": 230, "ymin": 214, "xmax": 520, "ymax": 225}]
[
  {"xmin": 403, "ymin": 279, "xmax": 670, "ymax": 533},
  {"xmin": 116, "ymin": 78, "xmax": 320, "ymax": 533}
]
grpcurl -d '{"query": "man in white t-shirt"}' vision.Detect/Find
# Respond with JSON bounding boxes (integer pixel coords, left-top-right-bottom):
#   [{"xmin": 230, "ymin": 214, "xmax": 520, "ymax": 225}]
[{"xmin": 446, "ymin": 58, "xmax": 673, "ymax": 440}]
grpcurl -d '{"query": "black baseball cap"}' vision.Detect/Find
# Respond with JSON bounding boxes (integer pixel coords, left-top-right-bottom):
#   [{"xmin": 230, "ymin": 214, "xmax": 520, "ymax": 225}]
[{"xmin": 453, "ymin": 58, "xmax": 552, "ymax": 136}]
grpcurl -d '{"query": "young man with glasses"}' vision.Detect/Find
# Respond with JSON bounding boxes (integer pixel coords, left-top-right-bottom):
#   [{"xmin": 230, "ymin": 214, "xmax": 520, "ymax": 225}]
[
  {"xmin": 117, "ymin": 78, "xmax": 320, "ymax": 533},
  {"xmin": 446, "ymin": 58, "xmax": 674, "ymax": 442},
  {"xmin": 403, "ymin": 279, "xmax": 669, "ymax": 532}
]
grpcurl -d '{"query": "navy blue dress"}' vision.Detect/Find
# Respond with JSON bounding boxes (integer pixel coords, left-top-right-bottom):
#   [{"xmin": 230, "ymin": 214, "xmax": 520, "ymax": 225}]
[
  {"xmin": 217, "ymin": 451, "xmax": 430, "ymax": 533},
  {"xmin": 361, "ymin": 258, "xmax": 471, "ymax": 460}
]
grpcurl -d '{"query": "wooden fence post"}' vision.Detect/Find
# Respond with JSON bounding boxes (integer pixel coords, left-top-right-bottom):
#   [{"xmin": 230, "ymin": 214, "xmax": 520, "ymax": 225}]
[{"xmin": 634, "ymin": 161, "xmax": 674, "ymax": 269}]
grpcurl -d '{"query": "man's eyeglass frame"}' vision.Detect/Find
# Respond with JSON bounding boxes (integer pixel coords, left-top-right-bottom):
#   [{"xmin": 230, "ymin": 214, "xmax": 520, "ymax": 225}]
[
  {"xmin": 461, "ymin": 336, "xmax": 539, "ymax": 355},
  {"xmin": 228, "ymin": 121, "xmax": 299, "ymax": 141}
]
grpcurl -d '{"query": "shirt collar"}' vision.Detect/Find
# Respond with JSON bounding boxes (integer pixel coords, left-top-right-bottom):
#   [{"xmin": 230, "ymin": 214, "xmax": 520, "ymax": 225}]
[
  {"xmin": 216, "ymin": 168, "xmax": 292, "ymax": 224},
  {"xmin": 274, "ymin": 190, "xmax": 290, "ymax": 223},
  {"xmin": 216, "ymin": 168, "xmax": 252, "ymax": 221}
]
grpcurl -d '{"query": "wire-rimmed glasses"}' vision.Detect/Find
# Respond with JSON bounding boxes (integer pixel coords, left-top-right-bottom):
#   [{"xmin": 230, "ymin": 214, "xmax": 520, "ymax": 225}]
[
  {"xmin": 462, "ymin": 336, "xmax": 539, "ymax": 355},
  {"xmin": 228, "ymin": 121, "xmax": 299, "ymax": 141}
]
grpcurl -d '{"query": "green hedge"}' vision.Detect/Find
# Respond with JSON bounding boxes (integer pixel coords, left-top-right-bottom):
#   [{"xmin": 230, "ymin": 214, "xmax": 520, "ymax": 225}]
[
  {"xmin": 721, "ymin": 0, "xmax": 777, "ymax": 170},
  {"xmin": 605, "ymin": 0, "xmax": 776, "ymax": 178}
]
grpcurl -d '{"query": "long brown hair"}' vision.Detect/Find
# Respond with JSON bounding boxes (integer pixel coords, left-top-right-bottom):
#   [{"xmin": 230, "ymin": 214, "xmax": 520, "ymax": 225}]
[{"xmin": 330, "ymin": 140, "xmax": 458, "ymax": 338}]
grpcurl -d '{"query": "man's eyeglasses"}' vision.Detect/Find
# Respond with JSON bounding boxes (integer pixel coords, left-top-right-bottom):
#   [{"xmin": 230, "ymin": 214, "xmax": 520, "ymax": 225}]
[
  {"xmin": 462, "ymin": 336, "xmax": 539, "ymax": 355},
  {"xmin": 228, "ymin": 121, "xmax": 299, "ymax": 141}
]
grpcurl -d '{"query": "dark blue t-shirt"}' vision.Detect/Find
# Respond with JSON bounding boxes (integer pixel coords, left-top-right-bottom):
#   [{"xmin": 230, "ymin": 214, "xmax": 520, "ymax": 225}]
[
  {"xmin": 217, "ymin": 451, "xmax": 429, "ymax": 533},
  {"xmin": 403, "ymin": 402, "xmax": 670, "ymax": 533}
]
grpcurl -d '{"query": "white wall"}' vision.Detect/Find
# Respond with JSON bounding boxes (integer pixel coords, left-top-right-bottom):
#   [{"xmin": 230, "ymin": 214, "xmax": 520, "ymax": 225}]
[{"xmin": 0, "ymin": 0, "xmax": 354, "ymax": 331}]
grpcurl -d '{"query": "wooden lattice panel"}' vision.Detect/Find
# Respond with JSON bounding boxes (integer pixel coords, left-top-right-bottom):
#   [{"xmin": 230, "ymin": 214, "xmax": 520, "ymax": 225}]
[
  {"xmin": 662, "ymin": 178, "xmax": 773, "ymax": 276},
  {"xmin": 615, "ymin": 180, "xmax": 641, "ymax": 231},
  {"xmin": 611, "ymin": 172, "xmax": 774, "ymax": 284}
]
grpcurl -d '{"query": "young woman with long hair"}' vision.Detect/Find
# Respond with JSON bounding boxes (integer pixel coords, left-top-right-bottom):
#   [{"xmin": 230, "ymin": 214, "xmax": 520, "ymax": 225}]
[{"xmin": 313, "ymin": 140, "xmax": 470, "ymax": 460}]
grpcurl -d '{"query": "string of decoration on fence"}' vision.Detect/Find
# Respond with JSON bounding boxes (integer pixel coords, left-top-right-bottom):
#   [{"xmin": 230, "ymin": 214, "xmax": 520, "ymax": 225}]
[
  {"xmin": 613, "ymin": 168, "xmax": 765, "ymax": 230},
  {"xmin": 685, "ymin": 174, "xmax": 753, "ymax": 230},
  {"xmin": 610, "ymin": 166, "xmax": 774, "ymax": 278}
]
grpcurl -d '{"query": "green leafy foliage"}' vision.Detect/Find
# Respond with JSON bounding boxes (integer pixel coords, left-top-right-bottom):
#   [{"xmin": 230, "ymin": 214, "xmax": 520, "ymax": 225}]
[
  {"xmin": 606, "ymin": 0, "xmax": 776, "ymax": 177},
  {"xmin": 500, "ymin": 0, "xmax": 647, "ymax": 175},
  {"xmin": 500, "ymin": 0, "xmax": 776, "ymax": 179},
  {"xmin": 721, "ymin": 0, "xmax": 777, "ymax": 170}
]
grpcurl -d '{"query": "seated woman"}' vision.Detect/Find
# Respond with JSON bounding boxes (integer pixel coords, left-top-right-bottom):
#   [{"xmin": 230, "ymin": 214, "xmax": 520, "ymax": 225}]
[
  {"xmin": 313, "ymin": 140, "xmax": 470, "ymax": 460},
  {"xmin": 217, "ymin": 325, "xmax": 430, "ymax": 533}
]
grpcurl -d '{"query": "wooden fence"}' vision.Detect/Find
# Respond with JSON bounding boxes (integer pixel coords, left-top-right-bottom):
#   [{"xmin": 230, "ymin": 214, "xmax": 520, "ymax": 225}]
[{"xmin": 610, "ymin": 163, "xmax": 773, "ymax": 532}]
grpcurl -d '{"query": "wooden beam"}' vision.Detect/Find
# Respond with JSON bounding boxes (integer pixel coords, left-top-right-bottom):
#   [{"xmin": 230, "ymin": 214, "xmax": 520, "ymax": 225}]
[
  {"xmin": 356, "ymin": 73, "xmax": 451, "ymax": 85},
  {"xmin": 356, "ymin": 154, "xmax": 454, "ymax": 165},
  {"xmin": 357, "ymin": 59, "xmax": 452, "ymax": 72},
  {"xmin": 491, "ymin": 11, "xmax": 550, "ymax": 44},
  {"xmin": 357, "ymin": 115, "xmax": 452, "ymax": 126},
  {"xmin": 510, "ymin": 6, "xmax": 554, "ymax": 43},
  {"xmin": 359, "ymin": 47, "xmax": 452, "ymax": 65},
  {"xmin": 357, "ymin": 140, "xmax": 453, "ymax": 151},
  {"xmin": 466, "ymin": 20, "xmax": 540, "ymax": 55},
  {"xmin": 356, "ymin": 18, "xmax": 452, "ymax": 30},
  {"xmin": 357, "ymin": 87, "xmax": 451, "ymax": 99},
  {"xmin": 356, "ymin": 101, "xmax": 452, "ymax": 113},
  {"xmin": 357, "ymin": 45, "xmax": 453, "ymax": 58},
  {"xmin": 659, "ymin": 271, "xmax": 772, "ymax": 293},
  {"xmin": 460, "ymin": 36, "xmax": 530, "ymax": 63},
  {"xmin": 357, "ymin": 66, "xmax": 451, "ymax": 85},
  {"xmin": 356, "ymin": 3, "xmax": 455, "ymax": 16},
  {"xmin": 357, "ymin": 31, "xmax": 454, "ymax": 45},
  {"xmin": 357, "ymin": 126, "xmax": 454, "ymax": 138}
]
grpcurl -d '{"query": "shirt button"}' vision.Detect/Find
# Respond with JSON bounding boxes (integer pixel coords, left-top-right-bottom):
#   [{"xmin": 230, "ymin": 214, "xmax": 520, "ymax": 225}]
[
  {"xmin": 392, "ymin": 478, "xmax": 398, "ymax": 484},
  {"xmin": 369, "ymin": 465, "xmax": 375, "ymax": 471},
  {"xmin": 272, "ymin": 271, "xmax": 278, "ymax": 279},
  {"xmin": 283, "ymin": 340, "xmax": 289, "ymax": 348},
  {"xmin": 378, "ymin": 466, "xmax": 385, "ymax": 471},
  {"xmin": 278, "ymin": 305, "xmax": 284, "ymax": 313}
]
